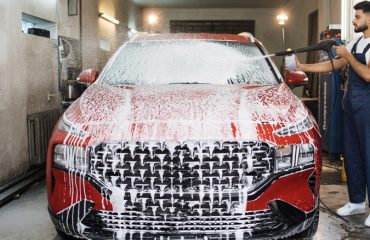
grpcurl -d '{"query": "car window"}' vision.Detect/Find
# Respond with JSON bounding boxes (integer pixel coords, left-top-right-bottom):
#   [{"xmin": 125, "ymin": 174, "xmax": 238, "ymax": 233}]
[{"xmin": 97, "ymin": 40, "xmax": 282, "ymax": 85}]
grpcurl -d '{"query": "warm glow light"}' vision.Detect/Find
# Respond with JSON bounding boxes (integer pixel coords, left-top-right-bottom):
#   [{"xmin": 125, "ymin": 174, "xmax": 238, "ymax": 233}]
[
  {"xmin": 148, "ymin": 14, "xmax": 158, "ymax": 26},
  {"xmin": 277, "ymin": 14, "xmax": 288, "ymax": 25},
  {"xmin": 99, "ymin": 12, "xmax": 119, "ymax": 25}
]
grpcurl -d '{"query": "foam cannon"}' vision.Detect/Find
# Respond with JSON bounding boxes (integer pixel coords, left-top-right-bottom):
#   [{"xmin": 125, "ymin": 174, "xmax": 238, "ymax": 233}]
[{"xmin": 274, "ymin": 39, "xmax": 339, "ymax": 56}]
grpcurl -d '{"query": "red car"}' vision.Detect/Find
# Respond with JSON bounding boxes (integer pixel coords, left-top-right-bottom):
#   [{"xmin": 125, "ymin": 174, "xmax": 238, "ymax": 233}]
[{"xmin": 47, "ymin": 33, "xmax": 321, "ymax": 239}]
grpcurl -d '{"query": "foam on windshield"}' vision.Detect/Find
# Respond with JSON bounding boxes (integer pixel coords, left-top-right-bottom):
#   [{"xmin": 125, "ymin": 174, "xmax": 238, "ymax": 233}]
[{"xmin": 98, "ymin": 40, "xmax": 278, "ymax": 85}]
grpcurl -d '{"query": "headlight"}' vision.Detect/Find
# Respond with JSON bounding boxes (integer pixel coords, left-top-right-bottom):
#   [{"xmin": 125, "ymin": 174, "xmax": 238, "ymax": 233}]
[
  {"xmin": 297, "ymin": 144, "xmax": 315, "ymax": 165},
  {"xmin": 58, "ymin": 115, "xmax": 89, "ymax": 137},
  {"xmin": 274, "ymin": 116, "xmax": 314, "ymax": 136},
  {"xmin": 275, "ymin": 145, "xmax": 293, "ymax": 171},
  {"xmin": 275, "ymin": 143, "xmax": 314, "ymax": 173},
  {"xmin": 53, "ymin": 144, "xmax": 89, "ymax": 173}
]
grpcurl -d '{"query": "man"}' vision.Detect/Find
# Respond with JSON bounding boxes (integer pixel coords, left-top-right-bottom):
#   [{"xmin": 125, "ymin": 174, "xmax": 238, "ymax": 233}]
[{"xmin": 297, "ymin": 1, "xmax": 370, "ymax": 227}]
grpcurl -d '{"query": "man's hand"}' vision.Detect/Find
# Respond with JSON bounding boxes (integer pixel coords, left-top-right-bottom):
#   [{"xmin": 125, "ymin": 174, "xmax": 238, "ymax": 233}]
[
  {"xmin": 333, "ymin": 45, "xmax": 351, "ymax": 60},
  {"xmin": 295, "ymin": 56, "xmax": 302, "ymax": 71},
  {"xmin": 333, "ymin": 44, "xmax": 370, "ymax": 82}
]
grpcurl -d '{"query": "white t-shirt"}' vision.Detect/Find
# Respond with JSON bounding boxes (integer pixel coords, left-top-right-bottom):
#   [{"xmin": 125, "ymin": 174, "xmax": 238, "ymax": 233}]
[{"xmin": 346, "ymin": 35, "xmax": 370, "ymax": 65}]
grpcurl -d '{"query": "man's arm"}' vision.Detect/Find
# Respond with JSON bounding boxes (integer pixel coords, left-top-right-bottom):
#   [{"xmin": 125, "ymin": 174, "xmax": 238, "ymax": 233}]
[
  {"xmin": 296, "ymin": 56, "xmax": 348, "ymax": 73},
  {"xmin": 338, "ymin": 47, "xmax": 370, "ymax": 82}
]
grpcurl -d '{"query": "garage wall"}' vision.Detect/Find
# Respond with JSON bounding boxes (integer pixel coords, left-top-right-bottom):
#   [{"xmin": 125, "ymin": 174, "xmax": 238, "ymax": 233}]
[
  {"xmin": 283, "ymin": 0, "xmax": 341, "ymax": 62},
  {"xmin": 141, "ymin": 8, "xmax": 284, "ymax": 56},
  {"xmin": 0, "ymin": 0, "xmax": 60, "ymax": 183},
  {"xmin": 81, "ymin": 0, "xmax": 131, "ymax": 71},
  {"xmin": 0, "ymin": 0, "xmax": 132, "ymax": 183},
  {"xmin": 318, "ymin": 0, "xmax": 341, "ymax": 33},
  {"xmin": 282, "ymin": 0, "xmax": 319, "ymax": 63},
  {"xmin": 128, "ymin": 0, "xmax": 142, "ymax": 34}
]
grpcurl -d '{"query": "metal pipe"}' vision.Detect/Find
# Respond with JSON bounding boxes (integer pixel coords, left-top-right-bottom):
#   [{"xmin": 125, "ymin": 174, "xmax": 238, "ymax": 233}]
[{"xmin": 282, "ymin": 26, "xmax": 286, "ymax": 50}]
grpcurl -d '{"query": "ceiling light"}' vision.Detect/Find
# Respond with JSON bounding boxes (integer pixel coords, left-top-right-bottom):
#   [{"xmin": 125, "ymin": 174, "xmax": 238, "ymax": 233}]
[
  {"xmin": 99, "ymin": 12, "xmax": 119, "ymax": 25},
  {"xmin": 148, "ymin": 14, "xmax": 158, "ymax": 26},
  {"xmin": 277, "ymin": 14, "xmax": 288, "ymax": 25}
]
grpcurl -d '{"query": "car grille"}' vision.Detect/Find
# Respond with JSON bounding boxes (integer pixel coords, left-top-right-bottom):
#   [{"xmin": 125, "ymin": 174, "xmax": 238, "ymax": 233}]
[
  {"xmin": 81, "ymin": 209, "xmax": 283, "ymax": 239},
  {"xmin": 89, "ymin": 140, "xmax": 274, "ymax": 229}
]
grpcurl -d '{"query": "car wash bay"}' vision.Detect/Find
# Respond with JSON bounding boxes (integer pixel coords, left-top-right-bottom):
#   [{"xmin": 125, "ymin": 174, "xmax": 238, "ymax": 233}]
[{"xmin": 1, "ymin": 0, "xmax": 370, "ymax": 239}]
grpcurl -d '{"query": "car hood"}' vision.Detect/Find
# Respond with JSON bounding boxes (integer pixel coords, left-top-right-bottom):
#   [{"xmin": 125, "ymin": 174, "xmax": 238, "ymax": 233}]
[{"xmin": 64, "ymin": 84, "xmax": 309, "ymax": 144}]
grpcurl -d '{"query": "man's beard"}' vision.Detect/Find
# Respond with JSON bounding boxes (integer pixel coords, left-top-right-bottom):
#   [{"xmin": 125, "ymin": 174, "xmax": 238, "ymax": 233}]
[{"xmin": 354, "ymin": 23, "xmax": 368, "ymax": 33}]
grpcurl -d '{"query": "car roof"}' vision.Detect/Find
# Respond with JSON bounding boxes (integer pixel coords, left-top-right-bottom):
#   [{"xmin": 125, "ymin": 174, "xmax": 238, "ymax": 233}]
[{"xmin": 131, "ymin": 33, "xmax": 253, "ymax": 43}]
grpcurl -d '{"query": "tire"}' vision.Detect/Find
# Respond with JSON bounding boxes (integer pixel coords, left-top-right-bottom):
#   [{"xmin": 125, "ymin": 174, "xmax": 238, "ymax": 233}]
[
  {"xmin": 293, "ymin": 210, "xmax": 319, "ymax": 239},
  {"xmin": 56, "ymin": 228, "xmax": 81, "ymax": 240}
]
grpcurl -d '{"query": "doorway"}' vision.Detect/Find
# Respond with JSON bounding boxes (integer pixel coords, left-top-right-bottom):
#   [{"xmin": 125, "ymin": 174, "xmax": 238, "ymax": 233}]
[{"xmin": 305, "ymin": 10, "xmax": 319, "ymax": 98}]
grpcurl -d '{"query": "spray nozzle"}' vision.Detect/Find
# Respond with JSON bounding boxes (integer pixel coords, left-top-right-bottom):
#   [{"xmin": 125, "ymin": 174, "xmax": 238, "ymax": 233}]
[{"xmin": 275, "ymin": 39, "xmax": 339, "ymax": 56}]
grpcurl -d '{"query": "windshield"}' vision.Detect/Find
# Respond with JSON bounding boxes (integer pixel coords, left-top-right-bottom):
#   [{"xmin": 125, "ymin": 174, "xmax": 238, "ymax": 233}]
[{"xmin": 97, "ymin": 40, "xmax": 281, "ymax": 85}]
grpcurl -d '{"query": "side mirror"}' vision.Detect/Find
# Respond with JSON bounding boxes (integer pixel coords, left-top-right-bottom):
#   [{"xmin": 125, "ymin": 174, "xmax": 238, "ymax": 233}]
[
  {"xmin": 284, "ymin": 70, "xmax": 308, "ymax": 86},
  {"xmin": 77, "ymin": 68, "xmax": 99, "ymax": 84},
  {"xmin": 283, "ymin": 55, "xmax": 308, "ymax": 86}
]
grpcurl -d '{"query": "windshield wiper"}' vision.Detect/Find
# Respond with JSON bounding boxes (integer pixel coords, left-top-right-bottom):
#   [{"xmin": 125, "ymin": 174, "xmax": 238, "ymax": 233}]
[
  {"xmin": 116, "ymin": 82, "xmax": 135, "ymax": 85},
  {"xmin": 169, "ymin": 82, "xmax": 209, "ymax": 84}
]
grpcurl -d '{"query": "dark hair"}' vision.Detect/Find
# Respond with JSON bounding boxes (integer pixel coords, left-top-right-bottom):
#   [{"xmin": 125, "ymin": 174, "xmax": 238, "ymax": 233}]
[{"xmin": 354, "ymin": 1, "xmax": 370, "ymax": 13}]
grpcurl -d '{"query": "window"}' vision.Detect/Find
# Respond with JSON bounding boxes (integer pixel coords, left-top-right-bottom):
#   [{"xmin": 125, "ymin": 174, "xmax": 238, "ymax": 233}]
[{"xmin": 22, "ymin": 12, "xmax": 57, "ymax": 39}]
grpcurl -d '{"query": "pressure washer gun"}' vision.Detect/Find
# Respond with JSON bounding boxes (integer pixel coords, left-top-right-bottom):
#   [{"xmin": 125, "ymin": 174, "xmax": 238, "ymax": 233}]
[
  {"xmin": 274, "ymin": 39, "xmax": 339, "ymax": 56},
  {"xmin": 275, "ymin": 39, "xmax": 340, "ymax": 71}
]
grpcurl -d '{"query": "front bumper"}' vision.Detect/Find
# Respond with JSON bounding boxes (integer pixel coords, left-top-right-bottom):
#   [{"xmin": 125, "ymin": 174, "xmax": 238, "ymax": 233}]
[
  {"xmin": 48, "ymin": 139, "xmax": 320, "ymax": 239},
  {"xmin": 50, "ymin": 199, "xmax": 318, "ymax": 240}
]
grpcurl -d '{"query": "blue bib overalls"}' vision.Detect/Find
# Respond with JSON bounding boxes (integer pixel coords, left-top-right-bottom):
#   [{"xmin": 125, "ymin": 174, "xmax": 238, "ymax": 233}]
[{"xmin": 342, "ymin": 37, "xmax": 370, "ymax": 205}]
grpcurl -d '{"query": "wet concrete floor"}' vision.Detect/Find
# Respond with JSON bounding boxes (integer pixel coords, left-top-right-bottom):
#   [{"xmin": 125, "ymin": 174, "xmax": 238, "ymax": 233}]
[
  {"xmin": 1, "ymin": 157, "xmax": 370, "ymax": 239},
  {"xmin": 317, "ymin": 157, "xmax": 370, "ymax": 240}
]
